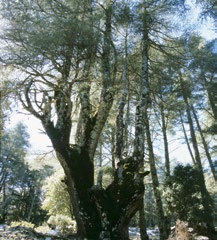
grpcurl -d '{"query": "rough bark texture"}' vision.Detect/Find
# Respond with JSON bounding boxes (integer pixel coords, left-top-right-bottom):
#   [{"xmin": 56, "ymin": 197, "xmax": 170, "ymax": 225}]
[
  {"xmin": 137, "ymin": 4, "xmax": 169, "ymax": 240},
  {"xmin": 34, "ymin": 2, "xmax": 146, "ymax": 238},
  {"xmin": 90, "ymin": 158, "xmax": 147, "ymax": 239}
]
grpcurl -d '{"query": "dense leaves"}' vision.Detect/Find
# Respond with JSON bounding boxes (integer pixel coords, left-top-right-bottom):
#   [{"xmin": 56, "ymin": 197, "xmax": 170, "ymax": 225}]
[
  {"xmin": 0, "ymin": 0, "xmax": 216, "ymax": 239},
  {"xmin": 164, "ymin": 164, "xmax": 213, "ymax": 225},
  {"xmin": 42, "ymin": 170, "xmax": 72, "ymax": 218},
  {"xmin": 0, "ymin": 123, "xmax": 47, "ymax": 225}
]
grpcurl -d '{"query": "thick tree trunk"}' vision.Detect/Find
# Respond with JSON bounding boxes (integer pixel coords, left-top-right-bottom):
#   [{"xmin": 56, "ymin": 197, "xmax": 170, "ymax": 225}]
[
  {"xmin": 17, "ymin": 1, "xmax": 150, "ymax": 238},
  {"xmin": 41, "ymin": 91, "xmax": 149, "ymax": 240},
  {"xmin": 52, "ymin": 145, "xmax": 148, "ymax": 239},
  {"xmin": 90, "ymin": 157, "xmax": 147, "ymax": 239},
  {"xmin": 48, "ymin": 138, "xmax": 96, "ymax": 238}
]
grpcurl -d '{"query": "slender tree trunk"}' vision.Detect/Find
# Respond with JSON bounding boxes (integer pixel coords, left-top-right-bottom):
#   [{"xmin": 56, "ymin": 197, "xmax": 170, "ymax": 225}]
[
  {"xmin": 1, "ymin": 182, "xmax": 6, "ymax": 223},
  {"xmin": 180, "ymin": 113, "xmax": 196, "ymax": 164},
  {"xmin": 191, "ymin": 104, "xmax": 216, "ymax": 180},
  {"xmin": 137, "ymin": 4, "xmax": 169, "ymax": 239},
  {"xmin": 134, "ymin": 99, "xmax": 148, "ymax": 240},
  {"xmin": 204, "ymin": 74, "xmax": 217, "ymax": 121},
  {"xmin": 133, "ymin": 5, "xmax": 151, "ymax": 240},
  {"xmin": 180, "ymin": 75, "xmax": 215, "ymax": 237},
  {"xmin": 99, "ymin": 139, "xmax": 103, "ymax": 167},
  {"xmin": 111, "ymin": 126, "xmax": 116, "ymax": 169},
  {"xmin": 144, "ymin": 110, "xmax": 169, "ymax": 240},
  {"xmin": 0, "ymin": 96, "xmax": 7, "ymax": 222},
  {"xmin": 27, "ymin": 188, "xmax": 37, "ymax": 222},
  {"xmin": 114, "ymin": 30, "xmax": 128, "ymax": 163},
  {"xmin": 159, "ymin": 104, "xmax": 170, "ymax": 177},
  {"xmin": 139, "ymin": 198, "xmax": 149, "ymax": 240},
  {"xmin": 0, "ymin": 90, "xmax": 3, "ymax": 155}
]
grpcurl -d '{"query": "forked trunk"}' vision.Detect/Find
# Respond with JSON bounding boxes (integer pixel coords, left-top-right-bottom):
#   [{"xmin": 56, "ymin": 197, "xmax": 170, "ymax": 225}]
[
  {"xmin": 90, "ymin": 158, "xmax": 147, "ymax": 239},
  {"xmin": 49, "ymin": 137, "xmax": 147, "ymax": 239}
]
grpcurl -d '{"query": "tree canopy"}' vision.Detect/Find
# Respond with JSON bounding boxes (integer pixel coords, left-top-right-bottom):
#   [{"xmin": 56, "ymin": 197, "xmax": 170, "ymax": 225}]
[{"xmin": 0, "ymin": 0, "xmax": 216, "ymax": 239}]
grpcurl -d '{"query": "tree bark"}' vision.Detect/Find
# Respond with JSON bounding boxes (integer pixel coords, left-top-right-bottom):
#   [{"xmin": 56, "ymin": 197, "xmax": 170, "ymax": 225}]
[
  {"xmin": 204, "ymin": 74, "xmax": 217, "ymax": 122},
  {"xmin": 191, "ymin": 104, "xmax": 216, "ymax": 180},
  {"xmin": 137, "ymin": 4, "xmax": 169, "ymax": 239},
  {"xmin": 0, "ymin": 90, "xmax": 2, "ymax": 151},
  {"xmin": 27, "ymin": 188, "xmax": 37, "ymax": 222},
  {"xmin": 179, "ymin": 74, "xmax": 215, "ymax": 237},
  {"xmin": 38, "ymin": 1, "xmax": 147, "ymax": 238},
  {"xmin": 139, "ymin": 198, "xmax": 149, "ymax": 240},
  {"xmin": 180, "ymin": 113, "xmax": 196, "ymax": 164},
  {"xmin": 90, "ymin": 156, "xmax": 146, "ymax": 239},
  {"xmin": 144, "ymin": 110, "xmax": 170, "ymax": 240},
  {"xmin": 114, "ymin": 30, "xmax": 128, "ymax": 163},
  {"xmin": 159, "ymin": 103, "xmax": 170, "ymax": 177}
]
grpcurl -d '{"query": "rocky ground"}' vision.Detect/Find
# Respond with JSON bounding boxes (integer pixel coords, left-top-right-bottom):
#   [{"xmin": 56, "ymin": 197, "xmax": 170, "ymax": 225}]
[
  {"xmin": 0, "ymin": 226, "xmax": 141, "ymax": 240},
  {"xmin": 0, "ymin": 222, "xmax": 215, "ymax": 240},
  {"xmin": 0, "ymin": 226, "xmax": 77, "ymax": 240}
]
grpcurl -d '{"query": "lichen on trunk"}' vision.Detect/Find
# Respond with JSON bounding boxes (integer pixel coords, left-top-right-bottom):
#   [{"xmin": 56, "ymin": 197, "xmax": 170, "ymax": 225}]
[{"xmin": 90, "ymin": 157, "xmax": 148, "ymax": 239}]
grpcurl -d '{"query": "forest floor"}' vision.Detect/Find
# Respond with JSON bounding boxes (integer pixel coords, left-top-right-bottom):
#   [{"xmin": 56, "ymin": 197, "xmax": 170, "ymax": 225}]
[
  {"xmin": 0, "ymin": 226, "xmax": 142, "ymax": 240},
  {"xmin": 0, "ymin": 224, "xmax": 214, "ymax": 240},
  {"xmin": 0, "ymin": 226, "xmax": 76, "ymax": 240}
]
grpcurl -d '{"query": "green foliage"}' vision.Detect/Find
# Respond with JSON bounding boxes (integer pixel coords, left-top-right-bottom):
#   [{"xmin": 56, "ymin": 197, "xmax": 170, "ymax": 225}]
[
  {"xmin": 10, "ymin": 221, "xmax": 35, "ymax": 229},
  {"xmin": 47, "ymin": 215, "xmax": 76, "ymax": 234},
  {"xmin": 42, "ymin": 170, "xmax": 72, "ymax": 217},
  {"xmin": 0, "ymin": 123, "xmax": 30, "ymax": 221},
  {"xmin": 1, "ymin": 0, "xmax": 99, "ymax": 71},
  {"xmin": 0, "ymin": 123, "xmax": 47, "ymax": 224},
  {"xmin": 0, "ymin": 0, "xmax": 216, "ymax": 237},
  {"xmin": 164, "ymin": 164, "xmax": 210, "ymax": 225},
  {"xmin": 42, "ymin": 170, "xmax": 76, "ymax": 233}
]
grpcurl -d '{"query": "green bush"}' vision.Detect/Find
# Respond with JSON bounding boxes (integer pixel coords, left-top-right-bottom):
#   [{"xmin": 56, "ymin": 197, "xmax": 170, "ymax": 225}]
[
  {"xmin": 164, "ymin": 164, "xmax": 212, "ymax": 225},
  {"xmin": 42, "ymin": 170, "xmax": 72, "ymax": 217},
  {"xmin": 47, "ymin": 215, "xmax": 76, "ymax": 234}
]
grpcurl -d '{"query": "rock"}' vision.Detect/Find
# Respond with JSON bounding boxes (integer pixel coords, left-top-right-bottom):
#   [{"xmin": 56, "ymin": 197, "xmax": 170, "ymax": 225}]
[
  {"xmin": 0, "ymin": 224, "xmax": 7, "ymax": 231},
  {"xmin": 194, "ymin": 237, "xmax": 209, "ymax": 240}
]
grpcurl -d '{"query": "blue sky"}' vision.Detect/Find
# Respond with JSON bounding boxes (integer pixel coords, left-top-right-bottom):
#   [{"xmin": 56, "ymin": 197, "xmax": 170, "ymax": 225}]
[{"xmin": 8, "ymin": 0, "xmax": 216, "ymax": 163}]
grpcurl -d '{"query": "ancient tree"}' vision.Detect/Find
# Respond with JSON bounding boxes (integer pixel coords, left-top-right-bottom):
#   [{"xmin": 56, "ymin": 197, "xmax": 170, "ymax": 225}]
[{"xmin": 0, "ymin": 0, "xmax": 149, "ymax": 238}]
